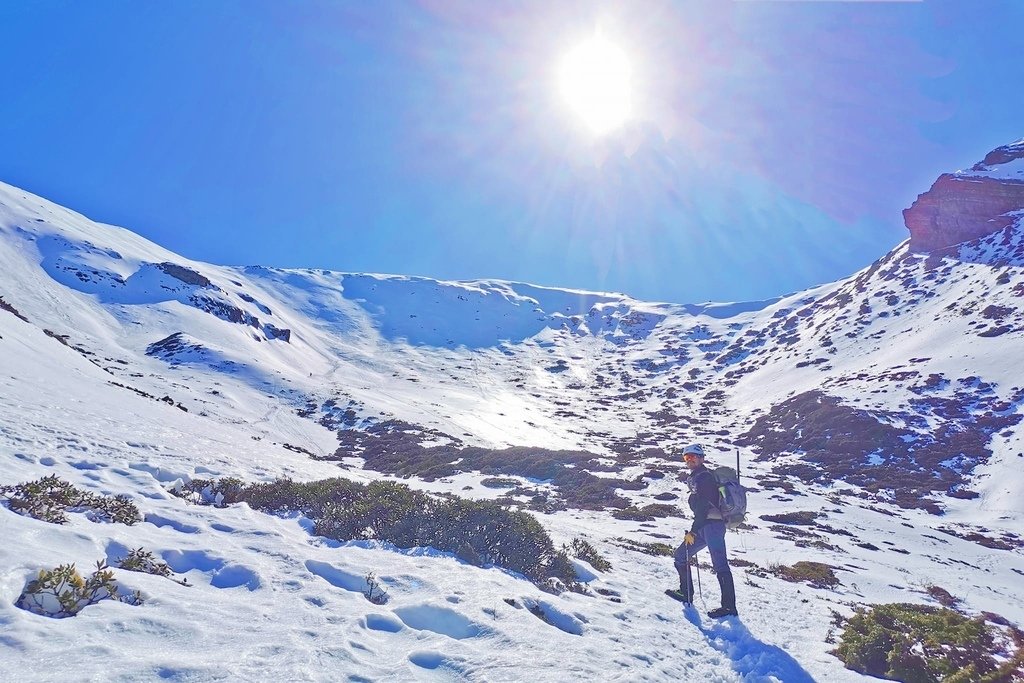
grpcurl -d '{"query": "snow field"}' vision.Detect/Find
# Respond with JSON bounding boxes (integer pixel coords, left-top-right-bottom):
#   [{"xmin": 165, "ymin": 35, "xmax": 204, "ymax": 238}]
[{"xmin": 3, "ymin": 175, "xmax": 1024, "ymax": 681}]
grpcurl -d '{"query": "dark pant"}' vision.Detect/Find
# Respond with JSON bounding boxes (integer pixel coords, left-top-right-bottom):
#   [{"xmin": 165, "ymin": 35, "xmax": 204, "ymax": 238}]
[{"xmin": 673, "ymin": 520, "xmax": 735, "ymax": 609}]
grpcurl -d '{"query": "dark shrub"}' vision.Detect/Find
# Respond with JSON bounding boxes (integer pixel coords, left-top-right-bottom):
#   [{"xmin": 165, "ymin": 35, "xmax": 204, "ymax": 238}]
[
  {"xmin": 115, "ymin": 547, "xmax": 188, "ymax": 585},
  {"xmin": 769, "ymin": 561, "xmax": 839, "ymax": 589},
  {"xmin": 835, "ymin": 603, "xmax": 1024, "ymax": 682},
  {"xmin": 760, "ymin": 511, "xmax": 820, "ymax": 526},
  {"xmin": 924, "ymin": 585, "xmax": 960, "ymax": 609},
  {"xmin": 565, "ymin": 538, "xmax": 612, "ymax": 572},
  {"xmin": 480, "ymin": 477, "xmax": 519, "ymax": 489},
  {"xmin": 326, "ymin": 422, "xmax": 638, "ymax": 510},
  {"xmin": 616, "ymin": 538, "xmax": 674, "ymax": 557},
  {"xmin": 1, "ymin": 475, "xmax": 140, "ymax": 525},
  {"xmin": 612, "ymin": 503, "xmax": 681, "ymax": 521},
  {"xmin": 178, "ymin": 477, "xmax": 577, "ymax": 590}
]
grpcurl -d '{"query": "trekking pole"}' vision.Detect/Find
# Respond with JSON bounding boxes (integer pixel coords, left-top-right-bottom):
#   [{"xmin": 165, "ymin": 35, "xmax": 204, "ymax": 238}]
[
  {"xmin": 696, "ymin": 552, "xmax": 704, "ymax": 606},
  {"xmin": 696, "ymin": 556, "xmax": 705, "ymax": 606},
  {"xmin": 684, "ymin": 542, "xmax": 690, "ymax": 600},
  {"xmin": 736, "ymin": 448, "xmax": 747, "ymax": 552}
]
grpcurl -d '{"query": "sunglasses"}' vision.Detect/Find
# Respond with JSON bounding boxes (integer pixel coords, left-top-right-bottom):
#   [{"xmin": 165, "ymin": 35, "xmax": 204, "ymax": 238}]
[{"xmin": 683, "ymin": 454, "xmax": 700, "ymax": 461}]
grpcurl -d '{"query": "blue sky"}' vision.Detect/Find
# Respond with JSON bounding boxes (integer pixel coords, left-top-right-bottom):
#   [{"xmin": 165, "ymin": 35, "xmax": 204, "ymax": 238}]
[{"xmin": 2, "ymin": 1, "xmax": 1022, "ymax": 303}]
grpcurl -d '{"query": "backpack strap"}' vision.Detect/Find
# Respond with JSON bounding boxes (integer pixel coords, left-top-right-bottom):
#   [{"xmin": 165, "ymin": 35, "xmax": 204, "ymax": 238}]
[{"xmin": 688, "ymin": 468, "xmax": 724, "ymax": 515}]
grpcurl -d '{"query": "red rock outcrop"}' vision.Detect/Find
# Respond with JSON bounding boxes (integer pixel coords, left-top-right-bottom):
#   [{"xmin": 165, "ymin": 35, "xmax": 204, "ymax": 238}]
[{"xmin": 904, "ymin": 140, "xmax": 1024, "ymax": 253}]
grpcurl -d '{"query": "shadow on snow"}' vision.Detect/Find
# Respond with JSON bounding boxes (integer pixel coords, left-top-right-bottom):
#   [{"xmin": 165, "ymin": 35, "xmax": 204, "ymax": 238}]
[{"xmin": 683, "ymin": 609, "xmax": 816, "ymax": 683}]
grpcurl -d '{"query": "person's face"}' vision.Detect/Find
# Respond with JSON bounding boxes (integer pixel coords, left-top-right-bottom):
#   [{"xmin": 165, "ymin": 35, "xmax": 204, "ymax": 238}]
[{"xmin": 684, "ymin": 454, "xmax": 702, "ymax": 472}]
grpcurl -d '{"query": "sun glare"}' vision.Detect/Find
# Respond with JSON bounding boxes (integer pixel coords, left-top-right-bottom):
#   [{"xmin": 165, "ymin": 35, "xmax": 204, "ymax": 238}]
[{"xmin": 559, "ymin": 35, "xmax": 632, "ymax": 135}]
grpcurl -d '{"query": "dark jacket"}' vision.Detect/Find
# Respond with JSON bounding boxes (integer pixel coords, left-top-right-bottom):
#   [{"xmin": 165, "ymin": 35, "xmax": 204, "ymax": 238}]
[{"xmin": 686, "ymin": 466, "xmax": 723, "ymax": 533}]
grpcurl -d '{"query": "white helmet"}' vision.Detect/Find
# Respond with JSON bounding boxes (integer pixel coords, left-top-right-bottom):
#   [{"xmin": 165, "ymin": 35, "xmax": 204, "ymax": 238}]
[{"xmin": 682, "ymin": 443, "xmax": 705, "ymax": 459}]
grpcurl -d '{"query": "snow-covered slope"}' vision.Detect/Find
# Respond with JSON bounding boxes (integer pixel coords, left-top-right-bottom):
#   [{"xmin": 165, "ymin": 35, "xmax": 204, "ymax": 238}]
[{"xmin": 2, "ymin": 140, "xmax": 1024, "ymax": 682}]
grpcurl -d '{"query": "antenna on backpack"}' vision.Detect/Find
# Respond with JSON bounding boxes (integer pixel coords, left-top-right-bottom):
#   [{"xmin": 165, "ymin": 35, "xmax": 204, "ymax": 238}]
[{"xmin": 736, "ymin": 449, "xmax": 740, "ymax": 487}]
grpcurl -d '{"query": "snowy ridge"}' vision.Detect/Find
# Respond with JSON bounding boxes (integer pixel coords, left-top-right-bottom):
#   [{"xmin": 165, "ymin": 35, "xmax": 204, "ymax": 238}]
[
  {"xmin": 2, "ymin": 176, "xmax": 1024, "ymax": 681},
  {"xmin": 956, "ymin": 138, "xmax": 1024, "ymax": 181}
]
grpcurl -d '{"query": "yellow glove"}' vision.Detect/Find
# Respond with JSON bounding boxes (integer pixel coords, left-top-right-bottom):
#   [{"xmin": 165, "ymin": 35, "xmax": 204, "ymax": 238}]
[{"xmin": 684, "ymin": 532, "xmax": 696, "ymax": 546}]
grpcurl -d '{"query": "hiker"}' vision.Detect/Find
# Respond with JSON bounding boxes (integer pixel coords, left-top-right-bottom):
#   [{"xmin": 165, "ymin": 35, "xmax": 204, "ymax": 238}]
[{"xmin": 671, "ymin": 443, "xmax": 738, "ymax": 618}]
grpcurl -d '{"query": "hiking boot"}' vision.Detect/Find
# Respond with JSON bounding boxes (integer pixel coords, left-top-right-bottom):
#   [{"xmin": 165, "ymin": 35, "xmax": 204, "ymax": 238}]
[
  {"xmin": 665, "ymin": 589, "xmax": 693, "ymax": 605},
  {"xmin": 707, "ymin": 606, "xmax": 738, "ymax": 619}
]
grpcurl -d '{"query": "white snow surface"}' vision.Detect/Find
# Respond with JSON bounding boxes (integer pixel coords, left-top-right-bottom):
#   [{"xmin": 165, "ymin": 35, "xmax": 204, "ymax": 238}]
[{"xmin": 2, "ymin": 179, "xmax": 1024, "ymax": 682}]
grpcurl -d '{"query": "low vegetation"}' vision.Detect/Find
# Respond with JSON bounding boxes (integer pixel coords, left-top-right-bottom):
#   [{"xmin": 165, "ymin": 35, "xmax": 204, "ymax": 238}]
[
  {"xmin": 611, "ymin": 503, "xmax": 681, "ymax": 522},
  {"xmin": 0, "ymin": 475, "xmax": 141, "ymax": 525},
  {"xmin": 172, "ymin": 477, "xmax": 578, "ymax": 590},
  {"xmin": 115, "ymin": 547, "xmax": 188, "ymax": 586},
  {"xmin": 327, "ymin": 421, "xmax": 644, "ymax": 510},
  {"xmin": 615, "ymin": 538, "xmax": 674, "ymax": 557},
  {"xmin": 924, "ymin": 585, "xmax": 960, "ymax": 609},
  {"xmin": 564, "ymin": 538, "xmax": 612, "ymax": 572},
  {"xmin": 834, "ymin": 603, "xmax": 1024, "ymax": 682},
  {"xmin": 480, "ymin": 476, "xmax": 520, "ymax": 489},
  {"xmin": 767, "ymin": 561, "xmax": 839, "ymax": 589},
  {"xmin": 739, "ymin": 388, "xmax": 1023, "ymax": 514},
  {"xmin": 760, "ymin": 511, "xmax": 821, "ymax": 526},
  {"xmin": 18, "ymin": 561, "xmax": 142, "ymax": 618}
]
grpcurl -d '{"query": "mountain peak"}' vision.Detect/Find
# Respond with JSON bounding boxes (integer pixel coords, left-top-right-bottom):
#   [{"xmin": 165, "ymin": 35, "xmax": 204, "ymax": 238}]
[{"xmin": 971, "ymin": 138, "xmax": 1024, "ymax": 173}]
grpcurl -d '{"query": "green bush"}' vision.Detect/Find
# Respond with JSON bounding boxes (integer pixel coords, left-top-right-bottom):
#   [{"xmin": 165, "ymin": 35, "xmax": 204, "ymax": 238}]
[
  {"xmin": 0, "ymin": 475, "xmax": 140, "ymax": 525},
  {"xmin": 760, "ymin": 511, "xmax": 821, "ymax": 526},
  {"xmin": 480, "ymin": 477, "xmax": 519, "ymax": 489},
  {"xmin": 612, "ymin": 503, "xmax": 681, "ymax": 522},
  {"xmin": 174, "ymin": 477, "xmax": 578, "ymax": 590},
  {"xmin": 565, "ymin": 538, "xmax": 612, "ymax": 572},
  {"xmin": 115, "ymin": 547, "xmax": 189, "ymax": 586},
  {"xmin": 834, "ymin": 603, "xmax": 1024, "ymax": 682},
  {"xmin": 615, "ymin": 538, "xmax": 674, "ymax": 557},
  {"xmin": 116, "ymin": 547, "xmax": 173, "ymax": 577},
  {"xmin": 768, "ymin": 561, "xmax": 839, "ymax": 589},
  {"xmin": 18, "ymin": 561, "xmax": 142, "ymax": 618}
]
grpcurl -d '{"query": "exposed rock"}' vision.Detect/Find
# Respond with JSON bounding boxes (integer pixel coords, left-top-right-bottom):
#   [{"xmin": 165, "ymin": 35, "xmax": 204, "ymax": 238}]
[
  {"xmin": 0, "ymin": 296, "xmax": 30, "ymax": 323},
  {"xmin": 189, "ymin": 295, "xmax": 259, "ymax": 327},
  {"xmin": 904, "ymin": 174, "xmax": 1024, "ymax": 253},
  {"xmin": 156, "ymin": 262, "xmax": 212, "ymax": 288},
  {"xmin": 972, "ymin": 139, "xmax": 1024, "ymax": 170},
  {"xmin": 262, "ymin": 323, "xmax": 291, "ymax": 342},
  {"xmin": 146, "ymin": 332, "xmax": 198, "ymax": 359}
]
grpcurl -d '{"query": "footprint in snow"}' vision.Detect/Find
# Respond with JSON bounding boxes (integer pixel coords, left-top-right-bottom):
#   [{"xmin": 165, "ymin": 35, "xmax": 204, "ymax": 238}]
[
  {"xmin": 682, "ymin": 610, "xmax": 815, "ymax": 682},
  {"xmin": 305, "ymin": 559, "xmax": 379, "ymax": 596},
  {"xmin": 209, "ymin": 565, "xmax": 260, "ymax": 590},
  {"xmin": 144, "ymin": 512, "xmax": 201, "ymax": 534},
  {"xmin": 129, "ymin": 462, "xmax": 190, "ymax": 483},
  {"xmin": 515, "ymin": 598, "xmax": 585, "ymax": 636},
  {"xmin": 392, "ymin": 605, "xmax": 485, "ymax": 640},
  {"xmin": 363, "ymin": 613, "xmax": 404, "ymax": 633},
  {"xmin": 159, "ymin": 549, "xmax": 259, "ymax": 590},
  {"xmin": 70, "ymin": 460, "xmax": 102, "ymax": 470},
  {"xmin": 407, "ymin": 650, "xmax": 469, "ymax": 675},
  {"xmin": 162, "ymin": 549, "xmax": 225, "ymax": 573}
]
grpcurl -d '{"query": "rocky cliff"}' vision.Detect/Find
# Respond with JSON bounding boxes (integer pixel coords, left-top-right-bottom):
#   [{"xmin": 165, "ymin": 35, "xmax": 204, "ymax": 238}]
[{"xmin": 904, "ymin": 139, "xmax": 1024, "ymax": 253}]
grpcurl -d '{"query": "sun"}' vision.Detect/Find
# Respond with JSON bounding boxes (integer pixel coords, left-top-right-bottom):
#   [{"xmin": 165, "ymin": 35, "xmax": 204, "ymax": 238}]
[{"xmin": 559, "ymin": 34, "xmax": 632, "ymax": 135}]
